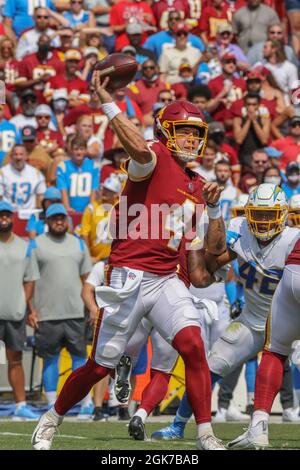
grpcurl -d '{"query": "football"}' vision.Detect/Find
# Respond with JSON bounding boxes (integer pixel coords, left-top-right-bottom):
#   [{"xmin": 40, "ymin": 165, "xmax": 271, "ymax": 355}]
[{"xmin": 93, "ymin": 53, "xmax": 138, "ymax": 92}]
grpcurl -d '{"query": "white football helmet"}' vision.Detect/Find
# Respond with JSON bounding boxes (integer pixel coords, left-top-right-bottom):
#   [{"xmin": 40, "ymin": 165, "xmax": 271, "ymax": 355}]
[
  {"xmin": 288, "ymin": 194, "xmax": 300, "ymax": 227},
  {"xmin": 231, "ymin": 193, "xmax": 249, "ymax": 218},
  {"xmin": 245, "ymin": 183, "xmax": 288, "ymax": 241}
]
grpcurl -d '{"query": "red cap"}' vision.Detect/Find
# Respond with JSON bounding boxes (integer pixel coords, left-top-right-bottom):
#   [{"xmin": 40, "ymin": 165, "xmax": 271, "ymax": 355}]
[
  {"xmin": 174, "ymin": 22, "xmax": 189, "ymax": 34},
  {"xmin": 246, "ymin": 69, "xmax": 263, "ymax": 80},
  {"xmin": 221, "ymin": 52, "xmax": 236, "ymax": 62},
  {"xmin": 253, "ymin": 65, "xmax": 271, "ymax": 77}
]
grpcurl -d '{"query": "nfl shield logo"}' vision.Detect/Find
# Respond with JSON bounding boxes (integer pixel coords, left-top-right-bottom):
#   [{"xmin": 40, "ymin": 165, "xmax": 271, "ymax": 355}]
[
  {"xmin": 128, "ymin": 272, "xmax": 136, "ymax": 280},
  {"xmin": 188, "ymin": 182, "xmax": 194, "ymax": 191}
]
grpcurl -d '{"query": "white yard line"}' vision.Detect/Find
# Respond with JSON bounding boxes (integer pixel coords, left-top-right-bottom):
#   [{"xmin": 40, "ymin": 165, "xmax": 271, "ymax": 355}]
[{"xmin": 0, "ymin": 432, "xmax": 88, "ymax": 440}]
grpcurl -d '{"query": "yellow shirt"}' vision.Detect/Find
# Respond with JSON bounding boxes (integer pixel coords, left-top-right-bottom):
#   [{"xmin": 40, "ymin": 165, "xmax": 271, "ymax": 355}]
[{"xmin": 80, "ymin": 200, "xmax": 112, "ymax": 259}]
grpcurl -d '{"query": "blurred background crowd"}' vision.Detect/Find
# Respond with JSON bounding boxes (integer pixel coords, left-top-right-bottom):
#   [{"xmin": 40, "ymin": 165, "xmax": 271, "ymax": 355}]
[{"xmin": 1, "ymin": 0, "xmax": 300, "ymax": 424}]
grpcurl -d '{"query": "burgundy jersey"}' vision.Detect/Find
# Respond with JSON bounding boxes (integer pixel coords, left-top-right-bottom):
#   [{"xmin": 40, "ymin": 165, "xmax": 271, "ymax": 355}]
[
  {"xmin": 286, "ymin": 238, "xmax": 300, "ymax": 266},
  {"xmin": 109, "ymin": 141, "xmax": 206, "ymax": 275},
  {"xmin": 177, "ymin": 239, "xmax": 190, "ymax": 288}
]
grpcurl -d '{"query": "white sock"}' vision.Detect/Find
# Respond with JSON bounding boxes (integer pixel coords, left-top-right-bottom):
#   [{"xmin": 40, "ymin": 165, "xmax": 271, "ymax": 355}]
[
  {"xmin": 134, "ymin": 408, "xmax": 148, "ymax": 423},
  {"xmin": 50, "ymin": 406, "xmax": 63, "ymax": 419},
  {"xmin": 45, "ymin": 391, "xmax": 57, "ymax": 406},
  {"xmin": 251, "ymin": 410, "xmax": 269, "ymax": 427},
  {"xmin": 80, "ymin": 392, "xmax": 93, "ymax": 409},
  {"xmin": 16, "ymin": 401, "xmax": 26, "ymax": 410},
  {"xmin": 247, "ymin": 392, "xmax": 255, "ymax": 405},
  {"xmin": 197, "ymin": 422, "xmax": 213, "ymax": 438}
]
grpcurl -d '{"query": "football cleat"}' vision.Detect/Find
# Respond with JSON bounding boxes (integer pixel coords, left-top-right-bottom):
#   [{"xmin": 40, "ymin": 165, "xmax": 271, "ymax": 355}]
[
  {"xmin": 151, "ymin": 421, "xmax": 185, "ymax": 440},
  {"xmin": 13, "ymin": 404, "xmax": 39, "ymax": 421},
  {"xmin": 128, "ymin": 416, "xmax": 147, "ymax": 441},
  {"xmin": 282, "ymin": 407, "xmax": 300, "ymax": 422},
  {"xmin": 227, "ymin": 420, "xmax": 269, "ymax": 449},
  {"xmin": 197, "ymin": 434, "xmax": 227, "ymax": 450},
  {"xmin": 93, "ymin": 407, "xmax": 108, "ymax": 422},
  {"xmin": 31, "ymin": 409, "xmax": 62, "ymax": 450},
  {"xmin": 114, "ymin": 355, "xmax": 132, "ymax": 404},
  {"xmin": 77, "ymin": 403, "xmax": 94, "ymax": 420}
]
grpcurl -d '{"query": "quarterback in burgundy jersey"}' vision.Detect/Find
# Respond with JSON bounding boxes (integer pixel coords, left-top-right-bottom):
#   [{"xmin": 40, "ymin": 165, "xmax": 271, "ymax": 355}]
[{"xmin": 32, "ymin": 70, "xmax": 227, "ymax": 451}]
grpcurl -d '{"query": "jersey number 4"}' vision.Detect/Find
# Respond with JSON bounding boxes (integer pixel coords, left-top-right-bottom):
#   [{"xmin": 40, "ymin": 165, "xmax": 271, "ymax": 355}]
[{"xmin": 239, "ymin": 262, "xmax": 283, "ymax": 295}]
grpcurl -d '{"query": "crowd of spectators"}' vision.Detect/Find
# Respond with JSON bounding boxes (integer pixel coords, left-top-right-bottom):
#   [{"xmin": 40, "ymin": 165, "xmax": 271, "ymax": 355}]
[{"xmin": 1, "ymin": 0, "xmax": 300, "ymax": 420}]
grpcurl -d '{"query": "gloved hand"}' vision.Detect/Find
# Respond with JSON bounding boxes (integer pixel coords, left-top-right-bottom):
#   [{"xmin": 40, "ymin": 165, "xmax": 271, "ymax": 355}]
[
  {"xmin": 230, "ymin": 298, "xmax": 244, "ymax": 319},
  {"xmin": 226, "ymin": 230, "xmax": 241, "ymax": 249}
]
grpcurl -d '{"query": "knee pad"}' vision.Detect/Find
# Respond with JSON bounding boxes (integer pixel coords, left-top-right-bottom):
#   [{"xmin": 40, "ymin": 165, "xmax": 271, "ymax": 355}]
[{"xmin": 208, "ymin": 354, "xmax": 231, "ymax": 376}]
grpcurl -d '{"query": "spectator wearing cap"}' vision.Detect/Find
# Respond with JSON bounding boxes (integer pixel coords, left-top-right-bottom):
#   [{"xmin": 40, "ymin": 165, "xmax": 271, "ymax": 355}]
[
  {"xmin": 197, "ymin": 0, "xmax": 231, "ymax": 44},
  {"xmin": 15, "ymin": 34, "xmax": 65, "ymax": 104},
  {"xmin": 35, "ymin": 105, "xmax": 64, "ymax": 158},
  {"xmin": 209, "ymin": 121, "xmax": 241, "ymax": 185},
  {"xmin": 3, "ymin": 0, "xmax": 56, "ymax": 38},
  {"xmin": 144, "ymin": 10, "xmax": 205, "ymax": 61},
  {"xmin": 80, "ymin": 175, "xmax": 121, "ymax": 263},
  {"xmin": 271, "ymin": 116, "xmax": 300, "ymax": 169},
  {"xmin": 52, "ymin": 28, "xmax": 74, "ymax": 62},
  {"xmin": 0, "ymin": 144, "xmax": 46, "ymax": 213},
  {"xmin": 282, "ymin": 162, "xmax": 300, "ymax": 199},
  {"xmin": 0, "ymin": 200, "xmax": 40, "ymax": 420},
  {"xmin": 248, "ymin": 22, "xmax": 298, "ymax": 67},
  {"xmin": 232, "ymin": 0, "xmax": 280, "ymax": 53},
  {"xmin": 26, "ymin": 186, "xmax": 62, "ymax": 239},
  {"xmin": 238, "ymin": 148, "xmax": 270, "ymax": 193},
  {"xmin": 159, "ymin": 23, "xmax": 202, "ymax": 84},
  {"xmin": 15, "ymin": 7, "xmax": 59, "ymax": 61},
  {"xmin": 233, "ymin": 92, "xmax": 271, "ymax": 167},
  {"xmin": 28, "ymin": 203, "xmax": 93, "ymax": 414},
  {"xmin": 207, "ymin": 53, "xmax": 246, "ymax": 125},
  {"xmin": 258, "ymin": 40, "xmax": 298, "ymax": 102},
  {"xmin": 125, "ymin": 23, "xmax": 156, "ymax": 67},
  {"xmin": 126, "ymin": 59, "xmax": 171, "ymax": 124},
  {"xmin": 215, "ymin": 22, "xmax": 250, "ymax": 71},
  {"xmin": 109, "ymin": 0, "xmax": 156, "ymax": 52},
  {"xmin": 9, "ymin": 89, "xmax": 38, "ymax": 132},
  {"xmin": 229, "ymin": 69, "xmax": 276, "ymax": 124},
  {"xmin": 44, "ymin": 49, "xmax": 89, "ymax": 108},
  {"xmin": 56, "ymin": 135, "xmax": 99, "ymax": 214},
  {"xmin": 0, "ymin": 102, "xmax": 21, "ymax": 166}
]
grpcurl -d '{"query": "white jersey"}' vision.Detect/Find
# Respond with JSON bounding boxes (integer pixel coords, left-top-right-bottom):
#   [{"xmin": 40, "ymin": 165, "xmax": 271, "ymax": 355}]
[
  {"xmin": 228, "ymin": 216, "xmax": 300, "ymax": 330},
  {"xmin": 220, "ymin": 183, "xmax": 239, "ymax": 223},
  {"xmin": 0, "ymin": 163, "xmax": 46, "ymax": 212}
]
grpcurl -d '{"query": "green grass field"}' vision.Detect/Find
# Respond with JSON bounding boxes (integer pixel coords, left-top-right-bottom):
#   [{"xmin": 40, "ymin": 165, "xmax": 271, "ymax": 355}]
[{"xmin": 0, "ymin": 420, "xmax": 300, "ymax": 450}]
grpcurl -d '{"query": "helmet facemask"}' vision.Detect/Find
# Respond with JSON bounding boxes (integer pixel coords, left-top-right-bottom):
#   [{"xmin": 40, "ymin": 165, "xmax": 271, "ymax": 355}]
[
  {"xmin": 156, "ymin": 117, "xmax": 208, "ymax": 162},
  {"xmin": 231, "ymin": 207, "xmax": 245, "ymax": 218},
  {"xmin": 245, "ymin": 206, "xmax": 288, "ymax": 241}
]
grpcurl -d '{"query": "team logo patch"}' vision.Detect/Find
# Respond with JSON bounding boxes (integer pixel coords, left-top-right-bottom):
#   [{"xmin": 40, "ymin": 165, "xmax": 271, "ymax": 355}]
[{"xmin": 128, "ymin": 272, "xmax": 136, "ymax": 280}]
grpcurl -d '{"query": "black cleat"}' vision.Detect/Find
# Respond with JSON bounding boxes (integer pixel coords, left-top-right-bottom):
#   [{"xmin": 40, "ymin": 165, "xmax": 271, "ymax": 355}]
[
  {"xmin": 93, "ymin": 407, "xmax": 108, "ymax": 422},
  {"xmin": 118, "ymin": 407, "xmax": 130, "ymax": 421},
  {"xmin": 115, "ymin": 355, "xmax": 132, "ymax": 403},
  {"xmin": 128, "ymin": 416, "xmax": 147, "ymax": 441}
]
